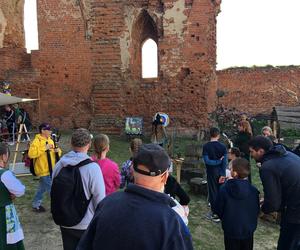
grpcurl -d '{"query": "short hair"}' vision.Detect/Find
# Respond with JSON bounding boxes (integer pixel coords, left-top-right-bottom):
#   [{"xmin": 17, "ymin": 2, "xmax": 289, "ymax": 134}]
[
  {"xmin": 130, "ymin": 138, "xmax": 143, "ymax": 156},
  {"xmin": 229, "ymin": 147, "xmax": 241, "ymax": 157},
  {"xmin": 210, "ymin": 127, "xmax": 220, "ymax": 138},
  {"xmin": 93, "ymin": 134, "xmax": 110, "ymax": 154},
  {"xmin": 0, "ymin": 143, "xmax": 9, "ymax": 157},
  {"xmin": 248, "ymin": 136, "xmax": 273, "ymax": 152},
  {"xmin": 262, "ymin": 126, "xmax": 273, "ymax": 134},
  {"xmin": 71, "ymin": 128, "xmax": 91, "ymax": 148},
  {"xmin": 231, "ymin": 158, "xmax": 250, "ymax": 179}
]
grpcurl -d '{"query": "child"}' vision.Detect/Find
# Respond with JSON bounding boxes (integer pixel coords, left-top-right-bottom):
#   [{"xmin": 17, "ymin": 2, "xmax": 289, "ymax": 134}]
[
  {"xmin": 213, "ymin": 158, "xmax": 260, "ymax": 250},
  {"xmin": 202, "ymin": 127, "xmax": 227, "ymax": 222},
  {"xmin": 120, "ymin": 138, "xmax": 143, "ymax": 188},
  {"xmin": 0, "ymin": 143, "xmax": 25, "ymax": 249},
  {"xmin": 92, "ymin": 134, "xmax": 120, "ymax": 196},
  {"xmin": 226, "ymin": 147, "xmax": 241, "ymax": 179}
]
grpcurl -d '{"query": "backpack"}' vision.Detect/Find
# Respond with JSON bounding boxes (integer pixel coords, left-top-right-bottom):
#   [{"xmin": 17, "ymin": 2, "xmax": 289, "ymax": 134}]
[{"xmin": 51, "ymin": 158, "xmax": 93, "ymax": 227}]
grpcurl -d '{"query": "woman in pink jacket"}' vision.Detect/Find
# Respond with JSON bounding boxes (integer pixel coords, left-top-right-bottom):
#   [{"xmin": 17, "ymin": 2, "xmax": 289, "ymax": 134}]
[{"xmin": 92, "ymin": 134, "xmax": 120, "ymax": 196}]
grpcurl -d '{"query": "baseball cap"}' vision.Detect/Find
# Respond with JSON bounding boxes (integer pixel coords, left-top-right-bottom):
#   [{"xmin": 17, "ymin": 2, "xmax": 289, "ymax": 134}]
[
  {"xmin": 39, "ymin": 123, "xmax": 52, "ymax": 131},
  {"xmin": 133, "ymin": 144, "xmax": 170, "ymax": 176}
]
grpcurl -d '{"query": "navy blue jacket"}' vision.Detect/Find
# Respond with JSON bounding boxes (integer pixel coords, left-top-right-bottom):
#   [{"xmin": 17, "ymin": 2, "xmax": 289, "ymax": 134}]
[
  {"xmin": 260, "ymin": 145, "xmax": 300, "ymax": 224},
  {"xmin": 213, "ymin": 179, "xmax": 260, "ymax": 239},
  {"xmin": 202, "ymin": 141, "xmax": 227, "ymax": 176},
  {"xmin": 77, "ymin": 184, "xmax": 194, "ymax": 250}
]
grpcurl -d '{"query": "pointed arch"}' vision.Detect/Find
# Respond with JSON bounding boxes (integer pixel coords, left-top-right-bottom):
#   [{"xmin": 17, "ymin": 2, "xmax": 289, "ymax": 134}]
[
  {"xmin": 142, "ymin": 38, "xmax": 158, "ymax": 78},
  {"xmin": 131, "ymin": 10, "xmax": 159, "ymax": 79}
]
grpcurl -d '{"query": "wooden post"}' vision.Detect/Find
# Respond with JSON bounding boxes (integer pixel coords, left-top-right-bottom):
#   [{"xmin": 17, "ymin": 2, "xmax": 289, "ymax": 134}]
[
  {"xmin": 37, "ymin": 87, "xmax": 41, "ymax": 124},
  {"xmin": 12, "ymin": 124, "xmax": 24, "ymax": 171}
]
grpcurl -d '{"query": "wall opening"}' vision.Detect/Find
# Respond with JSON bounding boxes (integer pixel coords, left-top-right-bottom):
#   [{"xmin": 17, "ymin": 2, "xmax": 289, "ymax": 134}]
[
  {"xmin": 142, "ymin": 39, "xmax": 158, "ymax": 78},
  {"xmin": 131, "ymin": 9, "xmax": 159, "ymax": 79},
  {"xmin": 24, "ymin": 0, "xmax": 39, "ymax": 52}
]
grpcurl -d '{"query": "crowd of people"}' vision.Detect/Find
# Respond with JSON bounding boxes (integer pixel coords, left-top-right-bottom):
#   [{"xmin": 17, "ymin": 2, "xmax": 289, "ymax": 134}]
[
  {"xmin": 0, "ymin": 104, "xmax": 31, "ymax": 144},
  {"xmin": 0, "ymin": 116, "xmax": 300, "ymax": 250}
]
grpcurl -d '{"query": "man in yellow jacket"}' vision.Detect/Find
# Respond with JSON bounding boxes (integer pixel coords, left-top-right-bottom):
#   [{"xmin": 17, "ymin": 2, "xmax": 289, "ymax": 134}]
[{"xmin": 28, "ymin": 123, "xmax": 61, "ymax": 212}]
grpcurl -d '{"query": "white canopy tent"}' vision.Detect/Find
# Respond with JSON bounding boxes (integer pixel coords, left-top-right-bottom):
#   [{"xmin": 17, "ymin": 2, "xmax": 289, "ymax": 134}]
[
  {"xmin": 0, "ymin": 93, "xmax": 38, "ymax": 106},
  {"xmin": 0, "ymin": 92, "xmax": 39, "ymax": 175}
]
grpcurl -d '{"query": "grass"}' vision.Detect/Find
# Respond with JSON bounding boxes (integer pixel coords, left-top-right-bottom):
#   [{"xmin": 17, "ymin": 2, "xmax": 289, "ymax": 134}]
[{"xmin": 11, "ymin": 135, "xmax": 279, "ymax": 250}]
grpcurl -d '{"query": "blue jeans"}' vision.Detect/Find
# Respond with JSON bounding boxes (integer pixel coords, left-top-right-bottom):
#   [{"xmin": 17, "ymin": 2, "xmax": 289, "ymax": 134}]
[{"xmin": 32, "ymin": 175, "xmax": 51, "ymax": 208}]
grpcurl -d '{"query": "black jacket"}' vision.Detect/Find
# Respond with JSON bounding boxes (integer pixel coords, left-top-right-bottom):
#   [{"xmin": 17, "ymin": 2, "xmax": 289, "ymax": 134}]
[
  {"xmin": 165, "ymin": 175, "xmax": 190, "ymax": 205},
  {"xmin": 77, "ymin": 184, "xmax": 194, "ymax": 250},
  {"xmin": 213, "ymin": 179, "xmax": 260, "ymax": 239},
  {"xmin": 260, "ymin": 145, "xmax": 300, "ymax": 224},
  {"xmin": 234, "ymin": 132, "xmax": 252, "ymax": 158}
]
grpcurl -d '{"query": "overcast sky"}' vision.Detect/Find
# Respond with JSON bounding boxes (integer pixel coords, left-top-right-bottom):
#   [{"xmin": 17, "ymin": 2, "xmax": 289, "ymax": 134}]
[
  {"xmin": 217, "ymin": 0, "xmax": 300, "ymax": 69},
  {"xmin": 24, "ymin": 0, "xmax": 300, "ymax": 70}
]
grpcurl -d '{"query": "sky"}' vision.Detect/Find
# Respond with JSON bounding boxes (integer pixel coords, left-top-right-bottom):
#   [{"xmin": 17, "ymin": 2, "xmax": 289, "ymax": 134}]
[
  {"xmin": 23, "ymin": 0, "xmax": 300, "ymax": 69},
  {"xmin": 217, "ymin": 0, "xmax": 300, "ymax": 69}
]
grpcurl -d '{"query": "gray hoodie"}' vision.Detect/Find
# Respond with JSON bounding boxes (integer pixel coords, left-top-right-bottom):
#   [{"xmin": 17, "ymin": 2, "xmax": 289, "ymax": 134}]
[{"xmin": 52, "ymin": 151, "xmax": 106, "ymax": 230}]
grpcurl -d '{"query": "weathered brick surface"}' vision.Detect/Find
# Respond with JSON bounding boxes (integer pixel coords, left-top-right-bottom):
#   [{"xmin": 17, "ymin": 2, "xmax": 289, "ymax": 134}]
[
  {"xmin": 1, "ymin": 0, "xmax": 219, "ymax": 134},
  {"xmin": 0, "ymin": 0, "xmax": 24, "ymax": 48},
  {"xmin": 90, "ymin": 0, "xmax": 220, "ymax": 134},
  {"xmin": 217, "ymin": 66, "xmax": 300, "ymax": 115}
]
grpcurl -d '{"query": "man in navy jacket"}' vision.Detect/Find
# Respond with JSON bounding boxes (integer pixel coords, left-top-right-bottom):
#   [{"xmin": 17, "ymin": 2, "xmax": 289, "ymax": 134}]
[
  {"xmin": 249, "ymin": 136, "xmax": 300, "ymax": 250},
  {"xmin": 77, "ymin": 144, "xmax": 193, "ymax": 250}
]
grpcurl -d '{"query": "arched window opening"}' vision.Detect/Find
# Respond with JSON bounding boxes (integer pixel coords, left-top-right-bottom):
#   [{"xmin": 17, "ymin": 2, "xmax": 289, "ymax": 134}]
[
  {"xmin": 24, "ymin": 0, "xmax": 39, "ymax": 52},
  {"xmin": 142, "ymin": 39, "xmax": 158, "ymax": 78}
]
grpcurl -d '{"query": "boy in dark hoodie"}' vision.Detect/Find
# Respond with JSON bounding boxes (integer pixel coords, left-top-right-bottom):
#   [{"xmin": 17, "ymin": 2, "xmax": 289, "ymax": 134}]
[{"xmin": 213, "ymin": 158, "xmax": 260, "ymax": 250}]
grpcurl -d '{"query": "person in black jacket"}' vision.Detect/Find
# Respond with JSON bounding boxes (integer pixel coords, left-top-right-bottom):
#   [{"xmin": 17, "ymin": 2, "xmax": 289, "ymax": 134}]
[
  {"xmin": 234, "ymin": 121, "xmax": 253, "ymax": 183},
  {"xmin": 77, "ymin": 144, "xmax": 194, "ymax": 250},
  {"xmin": 249, "ymin": 136, "xmax": 300, "ymax": 250},
  {"xmin": 213, "ymin": 158, "xmax": 260, "ymax": 250}
]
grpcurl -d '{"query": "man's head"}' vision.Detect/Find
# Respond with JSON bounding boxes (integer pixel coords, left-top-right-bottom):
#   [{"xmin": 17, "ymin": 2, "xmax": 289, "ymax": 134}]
[
  {"xmin": 4, "ymin": 105, "xmax": 11, "ymax": 112},
  {"xmin": 262, "ymin": 126, "xmax": 273, "ymax": 137},
  {"xmin": 39, "ymin": 123, "xmax": 52, "ymax": 138},
  {"xmin": 133, "ymin": 144, "xmax": 170, "ymax": 192},
  {"xmin": 71, "ymin": 128, "xmax": 92, "ymax": 153},
  {"xmin": 230, "ymin": 158, "xmax": 250, "ymax": 179},
  {"xmin": 249, "ymin": 136, "xmax": 273, "ymax": 162},
  {"xmin": 209, "ymin": 127, "xmax": 220, "ymax": 139}
]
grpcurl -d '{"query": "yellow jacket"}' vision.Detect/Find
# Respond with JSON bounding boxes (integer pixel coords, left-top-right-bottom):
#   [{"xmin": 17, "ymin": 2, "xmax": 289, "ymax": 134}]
[{"xmin": 28, "ymin": 134, "xmax": 62, "ymax": 177}]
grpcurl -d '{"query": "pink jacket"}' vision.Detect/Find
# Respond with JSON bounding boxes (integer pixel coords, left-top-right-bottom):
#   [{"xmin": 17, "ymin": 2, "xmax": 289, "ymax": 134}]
[{"xmin": 92, "ymin": 157, "xmax": 121, "ymax": 196}]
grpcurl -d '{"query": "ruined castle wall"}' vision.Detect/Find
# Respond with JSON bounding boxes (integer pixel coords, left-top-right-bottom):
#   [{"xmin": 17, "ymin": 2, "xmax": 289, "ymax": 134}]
[
  {"xmin": 218, "ymin": 66, "xmax": 300, "ymax": 115},
  {"xmin": 91, "ymin": 0, "xmax": 220, "ymax": 134}
]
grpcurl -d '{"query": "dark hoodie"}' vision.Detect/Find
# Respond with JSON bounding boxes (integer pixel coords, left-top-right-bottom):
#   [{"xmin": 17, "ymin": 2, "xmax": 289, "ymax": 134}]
[
  {"xmin": 260, "ymin": 145, "xmax": 300, "ymax": 224},
  {"xmin": 213, "ymin": 179, "xmax": 260, "ymax": 239}
]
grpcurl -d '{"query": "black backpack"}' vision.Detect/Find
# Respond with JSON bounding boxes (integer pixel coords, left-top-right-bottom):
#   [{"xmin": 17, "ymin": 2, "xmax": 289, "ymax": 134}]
[{"xmin": 51, "ymin": 158, "xmax": 93, "ymax": 227}]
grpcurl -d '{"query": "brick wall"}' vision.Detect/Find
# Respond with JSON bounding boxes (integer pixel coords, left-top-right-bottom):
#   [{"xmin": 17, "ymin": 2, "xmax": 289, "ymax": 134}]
[
  {"xmin": 217, "ymin": 66, "xmax": 300, "ymax": 115},
  {"xmin": 90, "ymin": 0, "xmax": 220, "ymax": 134},
  {"xmin": 1, "ymin": 0, "xmax": 220, "ymax": 135},
  {"xmin": 0, "ymin": 0, "xmax": 24, "ymax": 48}
]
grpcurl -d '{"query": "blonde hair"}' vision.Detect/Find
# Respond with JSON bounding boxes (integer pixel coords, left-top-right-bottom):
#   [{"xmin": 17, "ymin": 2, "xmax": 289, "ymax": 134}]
[
  {"xmin": 130, "ymin": 138, "xmax": 143, "ymax": 156},
  {"xmin": 239, "ymin": 121, "xmax": 253, "ymax": 136},
  {"xmin": 94, "ymin": 134, "xmax": 110, "ymax": 155}
]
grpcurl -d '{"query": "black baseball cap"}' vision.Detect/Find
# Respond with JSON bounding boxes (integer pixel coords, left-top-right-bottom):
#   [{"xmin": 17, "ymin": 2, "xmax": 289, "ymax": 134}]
[
  {"xmin": 39, "ymin": 123, "xmax": 52, "ymax": 131},
  {"xmin": 133, "ymin": 144, "xmax": 170, "ymax": 176}
]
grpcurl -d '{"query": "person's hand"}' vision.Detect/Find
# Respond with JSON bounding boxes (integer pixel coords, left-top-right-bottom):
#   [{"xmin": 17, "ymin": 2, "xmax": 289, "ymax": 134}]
[
  {"xmin": 45, "ymin": 144, "xmax": 54, "ymax": 151},
  {"xmin": 54, "ymin": 147, "xmax": 60, "ymax": 153},
  {"xmin": 260, "ymin": 198, "xmax": 264, "ymax": 208},
  {"xmin": 183, "ymin": 205, "xmax": 189, "ymax": 217},
  {"xmin": 10, "ymin": 194, "xmax": 16, "ymax": 200},
  {"xmin": 219, "ymin": 176, "xmax": 226, "ymax": 184}
]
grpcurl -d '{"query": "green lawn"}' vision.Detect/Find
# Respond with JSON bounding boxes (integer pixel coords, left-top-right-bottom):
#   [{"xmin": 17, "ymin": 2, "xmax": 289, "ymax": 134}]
[{"xmin": 13, "ymin": 135, "xmax": 279, "ymax": 249}]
